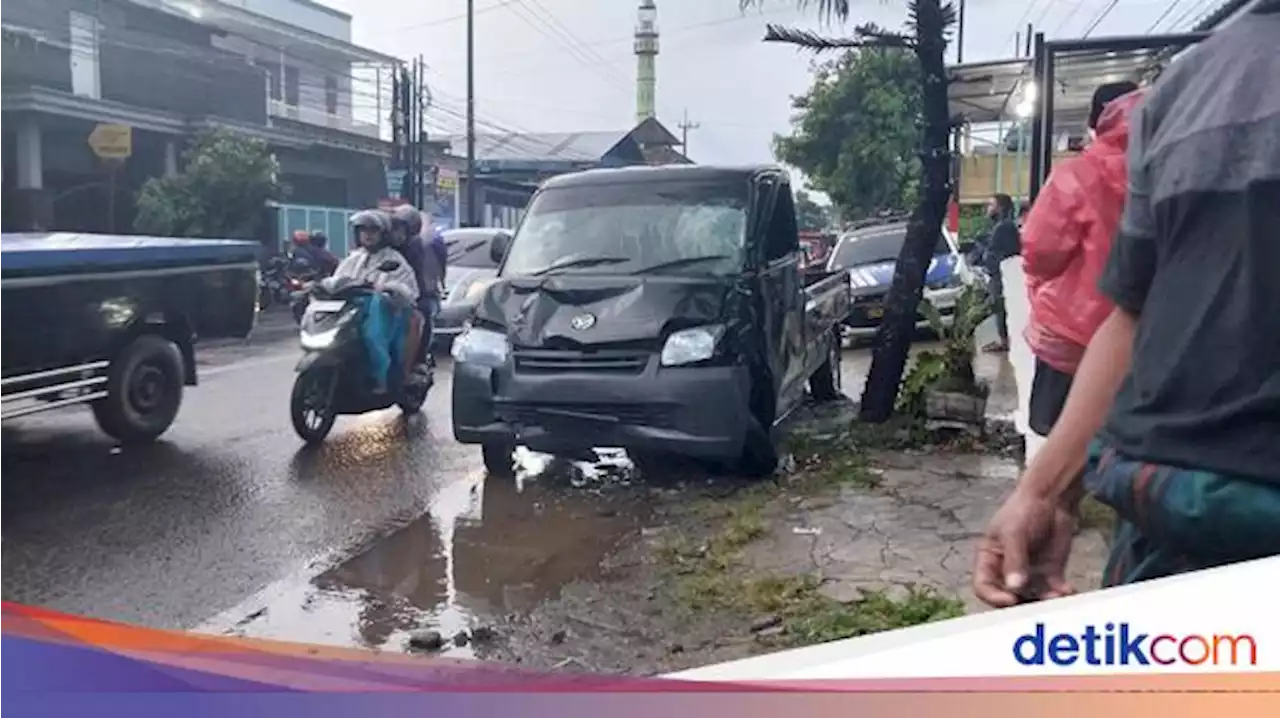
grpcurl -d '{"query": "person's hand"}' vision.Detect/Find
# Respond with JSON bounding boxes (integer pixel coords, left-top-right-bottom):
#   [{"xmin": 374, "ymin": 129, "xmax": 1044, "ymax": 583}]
[{"xmin": 973, "ymin": 485, "xmax": 1079, "ymax": 608}]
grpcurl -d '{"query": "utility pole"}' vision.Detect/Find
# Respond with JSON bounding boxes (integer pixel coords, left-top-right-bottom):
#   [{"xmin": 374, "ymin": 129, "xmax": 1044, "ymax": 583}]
[
  {"xmin": 956, "ymin": 0, "xmax": 966, "ymax": 63},
  {"xmin": 465, "ymin": 0, "xmax": 477, "ymax": 227},
  {"xmin": 677, "ymin": 109, "xmax": 699, "ymax": 157}
]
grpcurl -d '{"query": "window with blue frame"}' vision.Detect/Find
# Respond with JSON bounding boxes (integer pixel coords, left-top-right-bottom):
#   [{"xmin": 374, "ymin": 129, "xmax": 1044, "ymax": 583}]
[{"xmin": 277, "ymin": 204, "xmax": 356, "ymax": 259}]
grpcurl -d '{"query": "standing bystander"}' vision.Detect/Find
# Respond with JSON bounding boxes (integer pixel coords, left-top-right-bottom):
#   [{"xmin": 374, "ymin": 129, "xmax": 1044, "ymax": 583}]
[{"xmin": 973, "ymin": 4, "xmax": 1280, "ymax": 606}]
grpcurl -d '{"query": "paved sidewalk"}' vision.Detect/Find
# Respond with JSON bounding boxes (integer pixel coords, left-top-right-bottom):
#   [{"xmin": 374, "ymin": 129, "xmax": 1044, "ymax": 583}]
[{"xmin": 741, "ymin": 449, "xmax": 1110, "ymax": 614}]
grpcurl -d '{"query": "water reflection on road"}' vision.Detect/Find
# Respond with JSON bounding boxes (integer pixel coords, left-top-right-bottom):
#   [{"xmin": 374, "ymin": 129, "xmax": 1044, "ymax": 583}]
[{"xmin": 207, "ymin": 453, "xmax": 650, "ymax": 655}]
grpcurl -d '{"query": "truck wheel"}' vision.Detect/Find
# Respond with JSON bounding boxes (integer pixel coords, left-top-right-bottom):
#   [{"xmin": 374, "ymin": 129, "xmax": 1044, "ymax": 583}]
[
  {"xmin": 809, "ymin": 328, "xmax": 844, "ymax": 402},
  {"xmin": 736, "ymin": 418, "xmax": 778, "ymax": 477},
  {"xmin": 92, "ymin": 335, "xmax": 185, "ymax": 444},
  {"xmin": 482, "ymin": 443, "xmax": 516, "ymax": 478},
  {"xmin": 290, "ymin": 370, "xmax": 337, "ymax": 444}
]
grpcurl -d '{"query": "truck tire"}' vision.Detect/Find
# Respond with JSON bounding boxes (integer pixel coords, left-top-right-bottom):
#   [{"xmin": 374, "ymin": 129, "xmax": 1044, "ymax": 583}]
[
  {"xmin": 736, "ymin": 418, "xmax": 778, "ymax": 477},
  {"xmin": 482, "ymin": 442, "xmax": 516, "ymax": 478},
  {"xmin": 809, "ymin": 327, "xmax": 844, "ymax": 402},
  {"xmin": 92, "ymin": 334, "xmax": 185, "ymax": 444},
  {"xmin": 736, "ymin": 368, "xmax": 778, "ymax": 477}
]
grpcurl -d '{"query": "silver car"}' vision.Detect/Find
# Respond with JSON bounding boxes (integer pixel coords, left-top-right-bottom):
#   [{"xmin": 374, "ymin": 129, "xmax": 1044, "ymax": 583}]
[{"xmin": 434, "ymin": 228, "xmax": 511, "ymax": 345}]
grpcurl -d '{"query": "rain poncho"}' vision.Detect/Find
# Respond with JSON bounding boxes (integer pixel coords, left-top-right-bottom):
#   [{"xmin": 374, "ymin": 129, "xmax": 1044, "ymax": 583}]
[
  {"xmin": 1021, "ymin": 90, "xmax": 1144, "ymax": 374},
  {"xmin": 321, "ymin": 246, "xmax": 419, "ymax": 388}
]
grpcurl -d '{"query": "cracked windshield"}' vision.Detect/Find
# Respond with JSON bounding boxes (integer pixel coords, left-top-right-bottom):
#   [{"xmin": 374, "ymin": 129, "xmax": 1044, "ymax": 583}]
[{"xmin": 5, "ymin": 0, "xmax": 1275, "ymax": 678}]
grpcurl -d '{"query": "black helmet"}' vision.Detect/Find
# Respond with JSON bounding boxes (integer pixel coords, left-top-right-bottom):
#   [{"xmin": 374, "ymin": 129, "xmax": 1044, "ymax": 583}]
[
  {"xmin": 350, "ymin": 209, "xmax": 391, "ymax": 249},
  {"xmin": 388, "ymin": 203, "xmax": 423, "ymax": 242},
  {"xmin": 309, "ymin": 230, "xmax": 328, "ymax": 250}
]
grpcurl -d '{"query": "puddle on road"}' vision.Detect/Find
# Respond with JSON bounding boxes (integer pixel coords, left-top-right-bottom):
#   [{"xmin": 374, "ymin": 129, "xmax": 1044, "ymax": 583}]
[{"xmin": 214, "ymin": 451, "xmax": 650, "ymax": 656}]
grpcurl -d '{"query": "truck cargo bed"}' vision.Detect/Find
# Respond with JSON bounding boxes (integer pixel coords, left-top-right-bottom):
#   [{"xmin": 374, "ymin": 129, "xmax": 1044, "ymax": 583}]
[{"xmin": 1, "ymin": 233, "xmax": 259, "ymax": 278}]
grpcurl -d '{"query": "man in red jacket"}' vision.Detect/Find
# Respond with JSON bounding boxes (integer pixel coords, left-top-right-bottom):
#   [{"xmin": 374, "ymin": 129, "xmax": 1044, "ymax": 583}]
[{"xmin": 1020, "ymin": 82, "xmax": 1140, "ymax": 438}]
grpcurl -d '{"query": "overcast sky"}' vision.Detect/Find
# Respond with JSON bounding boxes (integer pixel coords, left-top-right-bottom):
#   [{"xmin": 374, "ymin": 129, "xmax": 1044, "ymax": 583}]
[{"xmin": 322, "ymin": 0, "xmax": 1221, "ymax": 185}]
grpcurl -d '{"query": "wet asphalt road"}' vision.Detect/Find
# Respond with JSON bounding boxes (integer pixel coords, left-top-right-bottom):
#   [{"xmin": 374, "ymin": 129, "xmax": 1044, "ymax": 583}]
[
  {"xmin": 1, "ymin": 326, "xmax": 482, "ymax": 630},
  {"xmin": 1, "ymin": 312, "xmax": 1014, "ymax": 641}
]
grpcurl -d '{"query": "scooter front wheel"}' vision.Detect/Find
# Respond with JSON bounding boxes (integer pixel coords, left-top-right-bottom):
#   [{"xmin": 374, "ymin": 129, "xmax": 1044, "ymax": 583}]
[{"xmin": 291, "ymin": 369, "xmax": 337, "ymax": 443}]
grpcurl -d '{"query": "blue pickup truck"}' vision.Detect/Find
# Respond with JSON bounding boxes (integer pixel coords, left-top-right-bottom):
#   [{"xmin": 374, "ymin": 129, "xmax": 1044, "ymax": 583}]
[
  {"xmin": 1, "ymin": 232, "xmax": 259, "ymax": 442},
  {"xmin": 825, "ymin": 221, "xmax": 979, "ymax": 342}
]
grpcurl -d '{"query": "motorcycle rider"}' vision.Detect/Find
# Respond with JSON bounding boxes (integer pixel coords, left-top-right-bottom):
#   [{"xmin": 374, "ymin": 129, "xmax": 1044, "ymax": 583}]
[
  {"xmin": 387, "ymin": 204, "xmax": 447, "ymax": 364},
  {"xmin": 307, "ymin": 230, "xmax": 340, "ymax": 276},
  {"xmin": 320, "ymin": 210, "xmax": 420, "ymax": 394}
]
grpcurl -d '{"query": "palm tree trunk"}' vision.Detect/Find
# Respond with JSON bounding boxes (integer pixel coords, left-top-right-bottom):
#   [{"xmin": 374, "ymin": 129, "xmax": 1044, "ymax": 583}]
[{"xmin": 858, "ymin": 0, "xmax": 953, "ymax": 422}]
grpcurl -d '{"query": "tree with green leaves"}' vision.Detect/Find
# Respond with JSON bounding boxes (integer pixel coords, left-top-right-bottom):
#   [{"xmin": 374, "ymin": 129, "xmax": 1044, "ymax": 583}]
[
  {"xmin": 741, "ymin": 0, "xmax": 957, "ymax": 423},
  {"xmin": 134, "ymin": 129, "xmax": 280, "ymax": 239},
  {"xmin": 794, "ymin": 189, "xmax": 833, "ymax": 230},
  {"xmin": 775, "ymin": 38, "xmax": 921, "ymax": 218}
]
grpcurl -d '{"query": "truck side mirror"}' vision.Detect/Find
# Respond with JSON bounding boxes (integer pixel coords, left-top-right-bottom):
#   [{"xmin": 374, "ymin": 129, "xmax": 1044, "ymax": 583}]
[{"xmin": 490, "ymin": 232, "xmax": 512, "ymax": 264}]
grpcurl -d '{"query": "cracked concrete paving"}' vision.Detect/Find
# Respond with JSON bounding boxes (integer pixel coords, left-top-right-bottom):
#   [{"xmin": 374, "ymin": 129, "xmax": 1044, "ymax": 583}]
[{"xmin": 742, "ymin": 450, "xmax": 1110, "ymax": 614}]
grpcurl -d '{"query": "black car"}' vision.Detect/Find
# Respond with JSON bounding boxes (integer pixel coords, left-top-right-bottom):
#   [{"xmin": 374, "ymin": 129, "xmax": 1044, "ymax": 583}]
[{"xmin": 434, "ymin": 228, "xmax": 510, "ymax": 345}]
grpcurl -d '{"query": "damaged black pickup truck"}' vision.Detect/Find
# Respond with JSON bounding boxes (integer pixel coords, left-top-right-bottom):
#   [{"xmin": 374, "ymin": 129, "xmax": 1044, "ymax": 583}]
[{"xmin": 450, "ymin": 165, "xmax": 851, "ymax": 477}]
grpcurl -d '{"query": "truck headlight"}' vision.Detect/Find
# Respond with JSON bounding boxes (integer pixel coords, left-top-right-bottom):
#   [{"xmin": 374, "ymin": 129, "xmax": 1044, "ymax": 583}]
[
  {"xmin": 661, "ymin": 325, "xmax": 724, "ymax": 367},
  {"xmin": 451, "ymin": 326, "xmax": 510, "ymax": 367}
]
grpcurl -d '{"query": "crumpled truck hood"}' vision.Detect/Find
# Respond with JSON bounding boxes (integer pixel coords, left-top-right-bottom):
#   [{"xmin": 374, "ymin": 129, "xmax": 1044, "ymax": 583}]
[{"xmin": 473, "ymin": 274, "xmax": 732, "ymax": 348}]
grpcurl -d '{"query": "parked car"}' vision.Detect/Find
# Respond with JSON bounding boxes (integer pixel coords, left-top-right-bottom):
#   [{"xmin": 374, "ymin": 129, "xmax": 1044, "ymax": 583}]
[
  {"xmin": 434, "ymin": 228, "xmax": 511, "ymax": 347},
  {"xmin": 450, "ymin": 165, "xmax": 851, "ymax": 478},
  {"xmin": 826, "ymin": 221, "xmax": 978, "ymax": 341}
]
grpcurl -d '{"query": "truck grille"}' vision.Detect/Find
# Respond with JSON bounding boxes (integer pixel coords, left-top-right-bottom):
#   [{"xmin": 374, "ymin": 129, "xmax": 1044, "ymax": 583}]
[
  {"xmin": 512, "ymin": 349, "xmax": 649, "ymax": 374},
  {"xmin": 498, "ymin": 402, "xmax": 675, "ymax": 429}
]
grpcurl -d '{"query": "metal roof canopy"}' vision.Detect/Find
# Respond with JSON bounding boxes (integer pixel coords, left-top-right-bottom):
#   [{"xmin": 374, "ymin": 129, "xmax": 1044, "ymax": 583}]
[
  {"xmin": 1027, "ymin": 31, "xmax": 1209, "ymax": 201},
  {"xmin": 948, "ymin": 34, "xmax": 1206, "ymax": 129}
]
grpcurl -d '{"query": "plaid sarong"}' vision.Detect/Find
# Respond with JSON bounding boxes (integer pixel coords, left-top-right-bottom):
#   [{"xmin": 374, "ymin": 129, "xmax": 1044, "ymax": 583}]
[{"xmin": 1084, "ymin": 441, "xmax": 1280, "ymax": 587}]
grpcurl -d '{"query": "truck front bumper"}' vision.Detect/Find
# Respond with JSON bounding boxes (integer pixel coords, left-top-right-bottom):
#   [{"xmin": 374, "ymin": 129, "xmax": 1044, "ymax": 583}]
[
  {"xmin": 432, "ymin": 303, "xmax": 472, "ymax": 341},
  {"xmin": 452, "ymin": 359, "xmax": 754, "ymax": 461}
]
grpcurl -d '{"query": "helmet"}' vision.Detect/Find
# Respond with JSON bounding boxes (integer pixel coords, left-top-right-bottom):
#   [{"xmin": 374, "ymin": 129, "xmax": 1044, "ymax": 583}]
[
  {"xmin": 309, "ymin": 230, "xmax": 328, "ymax": 250},
  {"xmin": 388, "ymin": 203, "xmax": 423, "ymax": 245},
  {"xmin": 350, "ymin": 209, "xmax": 391, "ymax": 250}
]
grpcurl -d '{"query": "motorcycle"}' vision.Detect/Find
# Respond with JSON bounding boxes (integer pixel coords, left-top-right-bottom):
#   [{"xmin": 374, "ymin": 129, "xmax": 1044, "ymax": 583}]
[
  {"xmin": 289, "ymin": 270, "xmax": 432, "ymax": 444},
  {"xmin": 259, "ymin": 255, "xmax": 290, "ymax": 309},
  {"xmin": 288, "ymin": 272, "xmax": 319, "ymax": 324}
]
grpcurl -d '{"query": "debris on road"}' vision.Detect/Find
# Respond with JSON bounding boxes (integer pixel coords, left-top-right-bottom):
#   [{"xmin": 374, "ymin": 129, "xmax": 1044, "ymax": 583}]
[{"xmin": 407, "ymin": 629, "xmax": 445, "ymax": 652}]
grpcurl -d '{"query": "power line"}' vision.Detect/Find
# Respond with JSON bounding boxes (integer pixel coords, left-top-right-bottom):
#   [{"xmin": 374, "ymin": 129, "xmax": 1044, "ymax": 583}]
[
  {"xmin": 1082, "ymin": 0, "xmax": 1123, "ymax": 37},
  {"xmin": 1031, "ymin": 0, "xmax": 1061, "ymax": 30},
  {"xmin": 1147, "ymin": 0, "xmax": 1190, "ymax": 31},
  {"xmin": 505, "ymin": 0, "xmax": 632, "ymax": 97},
  {"xmin": 1050, "ymin": 1, "xmax": 1090, "ymax": 36},
  {"xmin": 1166, "ymin": 0, "xmax": 1219, "ymax": 30},
  {"xmin": 392, "ymin": 0, "xmax": 520, "ymax": 34},
  {"xmin": 458, "ymin": 6, "xmax": 798, "ymax": 67},
  {"xmin": 1003, "ymin": 0, "xmax": 1046, "ymax": 51}
]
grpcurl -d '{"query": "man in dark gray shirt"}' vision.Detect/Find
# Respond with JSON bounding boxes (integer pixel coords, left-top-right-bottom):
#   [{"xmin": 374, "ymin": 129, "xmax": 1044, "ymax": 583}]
[{"xmin": 974, "ymin": 3, "xmax": 1280, "ymax": 607}]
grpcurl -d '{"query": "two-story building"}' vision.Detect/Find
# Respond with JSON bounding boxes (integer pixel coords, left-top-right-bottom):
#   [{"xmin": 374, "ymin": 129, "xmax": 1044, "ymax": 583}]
[{"xmin": 2, "ymin": 0, "xmax": 400, "ymax": 252}]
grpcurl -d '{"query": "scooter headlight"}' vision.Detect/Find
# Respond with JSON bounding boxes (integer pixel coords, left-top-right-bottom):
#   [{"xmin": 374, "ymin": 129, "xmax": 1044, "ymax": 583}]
[
  {"xmin": 451, "ymin": 326, "xmax": 510, "ymax": 367},
  {"xmin": 661, "ymin": 325, "xmax": 725, "ymax": 367},
  {"xmin": 300, "ymin": 325, "xmax": 339, "ymax": 350}
]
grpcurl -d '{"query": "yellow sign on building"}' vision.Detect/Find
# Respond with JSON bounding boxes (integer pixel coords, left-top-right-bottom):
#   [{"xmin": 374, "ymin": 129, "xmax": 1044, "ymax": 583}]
[{"xmin": 88, "ymin": 124, "xmax": 133, "ymax": 160}]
